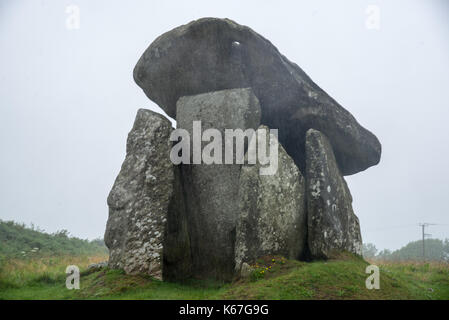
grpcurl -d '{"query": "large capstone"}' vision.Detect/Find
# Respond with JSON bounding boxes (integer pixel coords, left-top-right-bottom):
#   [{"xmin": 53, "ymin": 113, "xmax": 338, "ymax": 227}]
[
  {"xmin": 235, "ymin": 125, "xmax": 307, "ymax": 273},
  {"xmin": 305, "ymin": 129, "xmax": 363, "ymax": 259},
  {"xmin": 134, "ymin": 17, "xmax": 381, "ymax": 175},
  {"xmin": 176, "ymin": 88, "xmax": 261, "ymax": 281},
  {"xmin": 104, "ymin": 109, "xmax": 174, "ymax": 279}
]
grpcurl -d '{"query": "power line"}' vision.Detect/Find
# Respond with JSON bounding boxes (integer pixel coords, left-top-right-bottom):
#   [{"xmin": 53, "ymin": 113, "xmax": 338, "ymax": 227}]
[
  {"xmin": 364, "ymin": 223, "xmax": 449, "ymax": 233},
  {"xmin": 363, "ymin": 224, "xmax": 418, "ymax": 232}
]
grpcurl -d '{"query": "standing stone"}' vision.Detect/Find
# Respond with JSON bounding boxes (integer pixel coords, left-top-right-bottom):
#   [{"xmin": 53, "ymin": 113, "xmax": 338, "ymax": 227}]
[
  {"xmin": 305, "ymin": 129, "xmax": 363, "ymax": 259},
  {"xmin": 235, "ymin": 125, "xmax": 307, "ymax": 273},
  {"xmin": 162, "ymin": 165, "xmax": 192, "ymax": 281},
  {"xmin": 176, "ymin": 88, "xmax": 261, "ymax": 281},
  {"xmin": 104, "ymin": 109, "xmax": 174, "ymax": 279}
]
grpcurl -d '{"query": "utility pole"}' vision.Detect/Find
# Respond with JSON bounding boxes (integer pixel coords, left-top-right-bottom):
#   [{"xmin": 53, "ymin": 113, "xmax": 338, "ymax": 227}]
[
  {"xmin": 419, "ymin": 223, "xmax": 435, "ymax": 261},
  {"xmin": 421, "ymin": 224, "xmax": 425, "ymax": 260}
]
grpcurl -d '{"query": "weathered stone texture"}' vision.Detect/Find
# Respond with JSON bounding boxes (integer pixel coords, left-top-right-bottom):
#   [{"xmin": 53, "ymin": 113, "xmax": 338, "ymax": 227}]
[
  {"xmin": 176, "ymin": 88, "xmax": 261, "ymax": 280},
  {"xmin": 104, "ymin": 109, "xmax": 174, "ymax": 279},
  {"xmin": 305, "ymin": 129, "xmax": 363, "ymax": 259},
  {"xmin": 235, "ymin": 125, "xmax": 307, "ymax": 272}
]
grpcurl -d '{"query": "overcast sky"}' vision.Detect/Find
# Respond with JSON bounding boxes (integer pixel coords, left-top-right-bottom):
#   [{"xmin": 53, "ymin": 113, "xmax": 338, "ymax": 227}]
[{"xmin": 1, "ymin": 0, "xmax": 448, "ymax": 251}]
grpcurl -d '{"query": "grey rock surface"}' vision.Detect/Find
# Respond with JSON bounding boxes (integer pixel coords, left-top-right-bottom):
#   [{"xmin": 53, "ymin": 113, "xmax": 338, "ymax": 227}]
[
  {"xmin": 162, "ymin": 165, "xmax": 193, "ymax": 281},
  {"xmin": 176, "ymin": 88, "xmax": 261, "ymax": 281},
  {"xmin": 87, "ymin": 261, "xmax": 108, "ymax": 270},
  {"xmin": 235, "ymin": 125, "xmax": 307, "ymax": 271},
  {"xmin": 305, "ymin": 129, "xmax": 363, "ymax": 259},
  {"xmin": 239, "ymin": 262, "xmax": 253, "ymax": 279},
  {"xmin": 134, "ymin": 17, "xmax": 381, "ymax": 175},
  {"xmin": 104, "ymin": 109, "xmax": 174, "ymax": 280}
]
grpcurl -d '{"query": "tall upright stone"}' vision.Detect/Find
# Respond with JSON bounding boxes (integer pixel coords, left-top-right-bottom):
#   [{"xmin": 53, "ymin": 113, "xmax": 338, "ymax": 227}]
[
  {"xmin": 235, "ymin": 125, "xmax": 307, "ymax": 273},
  {"xmin": 104, "ymin": 109, "xmax": 174, "ymax": 279},
  {"xmin": 176, "ymin": 88, "xmax": 261, "ymax": 281},
  {"xmin": 162, "ymin": 165, "xmax": 192, "ymax": 281},
  {"xmin": 305, "ymin": 129, "xmax": 363, "ymax": 259}
]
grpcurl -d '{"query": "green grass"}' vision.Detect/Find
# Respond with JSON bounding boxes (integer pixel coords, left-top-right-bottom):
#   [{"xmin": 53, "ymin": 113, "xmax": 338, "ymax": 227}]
[
  {"xmin": 1, "ymin": 253, "xmax": 448, "ymax": 300},
  {"xmin": 0, "ymin": 254, "xmax": 108, "ymax": 294}
]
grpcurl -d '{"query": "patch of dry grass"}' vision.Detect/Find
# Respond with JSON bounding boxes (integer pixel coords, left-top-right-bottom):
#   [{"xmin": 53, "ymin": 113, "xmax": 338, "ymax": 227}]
[{"xmin": 0, "ymin": 254, "xmax": 108, "ymax": 288}]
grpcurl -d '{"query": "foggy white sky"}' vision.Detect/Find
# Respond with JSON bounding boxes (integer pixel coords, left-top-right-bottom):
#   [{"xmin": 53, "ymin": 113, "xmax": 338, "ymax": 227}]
[{"xmin": 1, "ymin": 0, "xmax": 448, "ymax": 251}]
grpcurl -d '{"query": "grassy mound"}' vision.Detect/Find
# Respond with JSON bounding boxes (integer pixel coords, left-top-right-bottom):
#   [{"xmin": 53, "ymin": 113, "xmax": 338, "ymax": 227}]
[
  {"xmin": 1, "ymin": 253, "xmax": 448, "ymax": 300},
  {"xmin": 0, "ymin": 220, "xmax": 107, "ymax": 258}
]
